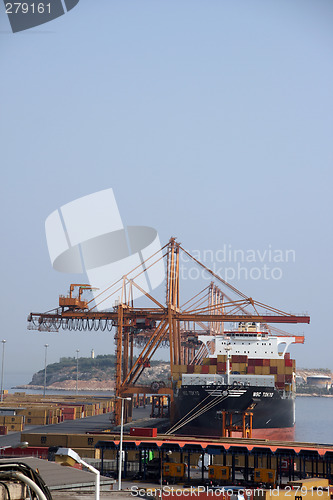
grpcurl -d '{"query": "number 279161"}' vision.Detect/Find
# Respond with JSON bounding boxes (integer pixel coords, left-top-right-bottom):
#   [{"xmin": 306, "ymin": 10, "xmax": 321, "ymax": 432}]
[{"xmin": 6, "ymin": 3, "xmax": 51, "ymax": 14}]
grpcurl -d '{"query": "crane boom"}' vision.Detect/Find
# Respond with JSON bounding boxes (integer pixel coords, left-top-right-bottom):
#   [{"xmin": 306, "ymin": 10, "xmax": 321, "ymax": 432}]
[{"xmin": 27, "ymin": 237, "xmax": 310, "ymax": 425}]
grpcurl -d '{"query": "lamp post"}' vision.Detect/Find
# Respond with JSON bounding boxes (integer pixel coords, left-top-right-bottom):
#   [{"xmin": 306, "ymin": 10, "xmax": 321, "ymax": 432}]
[
  {"xmin": 117, "ymin": 396, "xmax": 131, "ymax": 491},
  {"xmin": 225, "ymin": 345, "xmax": 232, "ymax": 386},
  {"xmin": 76, "ymin": 349, "xmax": 80, "ymax": 395},
  {"xmin": 0, "ymin": 340, "xmax": 6, "ymax": 402},
  {"xmin": 43, "ymin": 344, "xmax": 49, "ymax": 397},
  {"xmin": 55, "ymin": 447, "xmax": 100, "ymax": 500}
]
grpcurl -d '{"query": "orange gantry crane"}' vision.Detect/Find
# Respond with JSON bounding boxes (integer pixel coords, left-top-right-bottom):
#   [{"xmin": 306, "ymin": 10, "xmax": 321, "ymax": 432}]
[{"xmin": 28, "ymin": 238, "xmax": 309, "ymax": 425}]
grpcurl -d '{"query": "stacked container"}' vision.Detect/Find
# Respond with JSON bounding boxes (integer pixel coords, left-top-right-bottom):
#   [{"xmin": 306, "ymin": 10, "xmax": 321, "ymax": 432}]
[{"xmin": 173, "ymin": 352, "xmax": 295, "ymax": 392}]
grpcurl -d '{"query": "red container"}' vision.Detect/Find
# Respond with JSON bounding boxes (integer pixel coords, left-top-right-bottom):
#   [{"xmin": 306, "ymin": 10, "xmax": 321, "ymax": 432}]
[
  {"xmin": 62, "ymin": 408, "xmax": 75, "ymax": 414},
  {"xmin": 285, "ymin": 374, "xmax": 292, "ymax": 383},
  {"xmin": 247, "ymin": 365, "xmax": 255, "ymax": 374},
  {"xmin": 130, "ymin": 427, "xmax": 157, "ymax": 437},
  {"xmin": 201, "ymin": 366, "xmax": 209, "ymax": 374},
  {"xmin": 285, "ymin": 359, "xmax": 293, "ymax": 367},
  {"xmin": 277, "ymin": 374, "xmax": 285, "ymax": 383},
  {"xmin": 63, "ymin": 414, "xmax": 75, "ymax": 420},
  {"xmin": 1, "ymin": 446, "xmax": 49, "ymax": 459},
  {"xmin": 232, "ymin": 355, "xmax": 247, "ymax": 363},
  {"xmin": 217, "ymin": 362, "xmax": 226, "ymax": 373},
  {"xmin": 284, "ymin": 352, "xmax": 290, "ymax": 359},
  {"xmin": 248, "ymin": 359, "xmax": 256, "ymax": 366},
  {"xmin": 187, "ymin": 365, "xmax": 194, "ymax": 374},
  {"xmin": 0, "ymin": 426, "xmax": 7, "ymax": 435},
  {"xmin": 238, "ymin": 355, "xmax": 248, "ymax": 362},
  {"xmin": 210, "ymin": 358, "xmax": 217, "ymax": 365},
  {"xmin": 263, "ymin": 359, "xmax": 270, "ymax": 366},
  {"xmin": 255, "ymin": 359, "xmax": 263, "ymax": 366},
  {"xmin": 270, "ymin": 366, "xmax": 278, "ymax": 374}
]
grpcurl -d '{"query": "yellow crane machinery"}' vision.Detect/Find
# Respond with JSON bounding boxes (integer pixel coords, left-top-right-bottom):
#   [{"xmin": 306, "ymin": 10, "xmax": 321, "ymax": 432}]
[{"xmin": 59, "ymin": 284, "xmax": 98, "ymax": 311}]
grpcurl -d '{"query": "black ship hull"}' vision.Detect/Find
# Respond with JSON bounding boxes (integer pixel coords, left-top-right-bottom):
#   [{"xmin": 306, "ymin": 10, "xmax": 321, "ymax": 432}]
[{"xmin": 173, "ymin": 384, "xmax": 295, "ymax": 439}]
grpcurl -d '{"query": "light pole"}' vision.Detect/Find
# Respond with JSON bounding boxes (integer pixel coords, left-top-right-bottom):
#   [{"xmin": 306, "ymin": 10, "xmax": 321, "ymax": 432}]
[
  {"xmin": 55, "ymin": 447, "xmax": 100, "ymax": 500},
  {"xmin": 0, "ymin": 340, "xmax": 6, "ymax": 402},
  {"xmin": 43, "ymin": 344, "xmax": 49, "ymax": 397},
  {"xmin": 76, "ymin": 349, "xmax": 80, "ymax": 395},
  {"xmin": 117, "ymin": 396, "xmax": 131, "ymax": 491},
  {"xmin": 225, "ymin": 345, "xmax": 232, "ymax": 386}
]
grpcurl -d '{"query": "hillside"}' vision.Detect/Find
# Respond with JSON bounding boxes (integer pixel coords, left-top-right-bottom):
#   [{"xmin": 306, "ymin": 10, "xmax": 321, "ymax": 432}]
[
  {"xmin": 23, "ymin": 355, "xmax": 171, "ymax": 391},
  {"xmin": 296, "ymin": 367, "xmax": 332, "ymax": 382},
  {"xmin": 19, "ymin": 357, "xmax": 332, "ymax": 394}
]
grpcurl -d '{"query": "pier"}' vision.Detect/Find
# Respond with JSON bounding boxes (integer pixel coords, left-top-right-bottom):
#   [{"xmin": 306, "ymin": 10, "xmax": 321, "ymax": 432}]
[{"xmin": 94, "ymin": 434, "xmax": 333, "ymax": 485}]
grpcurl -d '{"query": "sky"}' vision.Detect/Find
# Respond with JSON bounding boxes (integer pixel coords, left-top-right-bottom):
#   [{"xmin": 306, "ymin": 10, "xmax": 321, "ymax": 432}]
[{"xmin": 0, "ymin": 0, "xmax": 332, "ymax": 387}]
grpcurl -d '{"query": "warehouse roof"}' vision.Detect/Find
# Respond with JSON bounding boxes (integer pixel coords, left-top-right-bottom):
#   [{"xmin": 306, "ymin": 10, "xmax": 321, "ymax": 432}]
[
  {"xmin": 0, "ymin": 457, "xmax": 114, "ymax": 491},
  {"xmin": 95, "ymin": 435, "xmax": 333, "ymax": 457}
]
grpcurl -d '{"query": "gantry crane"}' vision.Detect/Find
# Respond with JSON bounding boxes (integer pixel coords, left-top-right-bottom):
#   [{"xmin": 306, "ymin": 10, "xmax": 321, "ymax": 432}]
[{"xmin": 28, "ymin": 238, "xmax": 310, "ymax": 425}]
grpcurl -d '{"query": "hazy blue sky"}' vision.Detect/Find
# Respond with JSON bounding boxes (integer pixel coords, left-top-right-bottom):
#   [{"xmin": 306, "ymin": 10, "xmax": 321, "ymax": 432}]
[{"xmin": 1, "ymin": 0, "xmax": 332, "ymax": 386}]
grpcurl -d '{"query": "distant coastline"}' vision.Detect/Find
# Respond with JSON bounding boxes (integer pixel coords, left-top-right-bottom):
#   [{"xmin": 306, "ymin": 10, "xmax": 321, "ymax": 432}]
[
  {"xmin": 12, "ymin": 384, "xmax": 333, "ymax": 397},
  {"xmin": 296, "ymin": 393, "xmax": 333, "ymax": 398},
  {"xmin": 13, "ymin": 381, "xmax": 114, "ymax": 392},
  {"xmin": 13, "ymin": 363, "xmax": 332, "ymax": 397}
]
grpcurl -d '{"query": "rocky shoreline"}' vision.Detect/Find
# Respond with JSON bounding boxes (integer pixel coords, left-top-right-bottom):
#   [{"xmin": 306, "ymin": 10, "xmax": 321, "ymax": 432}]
[
  {"xmin": 296, "ymin": 393, "xmax": 333, "ymax": 397},
  {"xmin": 13, "ymin": 383, "xmax": 333, "ymax": 397}
]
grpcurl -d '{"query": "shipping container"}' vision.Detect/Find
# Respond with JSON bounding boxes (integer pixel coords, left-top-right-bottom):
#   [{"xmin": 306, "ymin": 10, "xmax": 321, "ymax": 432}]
[
  {"xmin": 217, "ymin": 362, "xmax": 226, "ymax": 373},
  {"xmin": 129, "ymin": 427, "xmax": 157, "ymax": 437}
]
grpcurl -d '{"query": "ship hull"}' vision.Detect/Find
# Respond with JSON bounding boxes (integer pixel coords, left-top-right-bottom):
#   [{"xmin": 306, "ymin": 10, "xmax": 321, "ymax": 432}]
[{"xmin": 173, "ymin": 384, "xmax": 295, "ymax": 439}]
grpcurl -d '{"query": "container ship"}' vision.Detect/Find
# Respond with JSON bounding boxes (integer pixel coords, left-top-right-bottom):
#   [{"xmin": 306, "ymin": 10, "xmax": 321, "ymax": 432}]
[{"xmin": 171, "ymin": 322, "xmax": 303, "ymax": 440}]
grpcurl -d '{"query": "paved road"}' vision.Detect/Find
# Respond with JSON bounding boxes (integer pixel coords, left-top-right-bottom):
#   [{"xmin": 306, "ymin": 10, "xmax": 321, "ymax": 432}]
[{"xmin": 0, "ymin": 407, "xmax": 169, "ymax": 449}]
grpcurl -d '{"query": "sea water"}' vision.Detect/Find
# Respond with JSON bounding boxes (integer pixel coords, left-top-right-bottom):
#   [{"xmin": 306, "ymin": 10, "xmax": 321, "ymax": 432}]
[
  {"xmin": 295, "ymin": 396, "xmax": 333, "ymax": 444},
  {"xmin": 3, "ymin": 376, "xmax": 333, "ymax": 444}
]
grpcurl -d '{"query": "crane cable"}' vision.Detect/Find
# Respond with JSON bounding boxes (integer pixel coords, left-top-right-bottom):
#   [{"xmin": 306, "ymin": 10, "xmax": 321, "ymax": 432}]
[
  {"xmin": 166, "ymin": 387, "xmax": 229, "ymax": 434},
  {"xmin": 166, "ymin": 394, "xmax": 229, "ymax": 434},
  {"xmin": 166, "ymin": 390, "xmax": 215, "ymax": 434}
]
